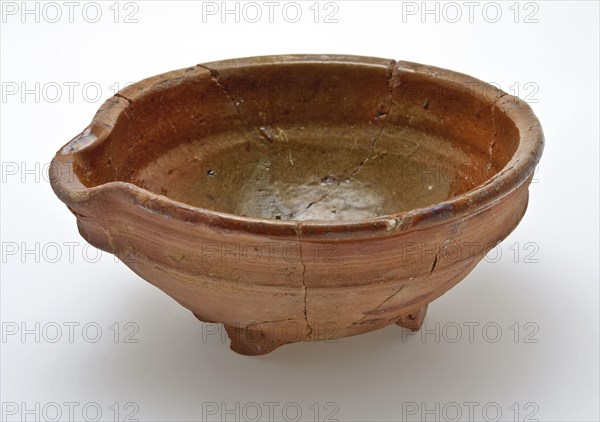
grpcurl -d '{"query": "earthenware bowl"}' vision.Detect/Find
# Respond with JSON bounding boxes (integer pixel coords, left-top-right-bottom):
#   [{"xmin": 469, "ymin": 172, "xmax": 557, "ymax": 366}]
[{"xmin": 50, "ymin": 55, "xmax": 544, "ymax": 355}]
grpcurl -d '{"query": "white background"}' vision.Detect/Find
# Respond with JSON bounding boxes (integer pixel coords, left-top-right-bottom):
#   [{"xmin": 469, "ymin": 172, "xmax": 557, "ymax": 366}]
[{"xmin": 1, "ymin": 1, "xmax": 598, "ymax": 421}]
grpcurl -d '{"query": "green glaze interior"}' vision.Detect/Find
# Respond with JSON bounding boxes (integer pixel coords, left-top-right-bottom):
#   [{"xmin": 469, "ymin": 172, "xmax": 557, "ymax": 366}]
[{"xmin": 73, "ymin": 57, "xmax": 519, "ymax": 221}]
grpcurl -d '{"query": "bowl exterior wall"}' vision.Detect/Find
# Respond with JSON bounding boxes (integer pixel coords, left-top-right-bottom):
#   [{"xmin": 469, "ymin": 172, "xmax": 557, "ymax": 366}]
[{"xmin": 70, "ymin": 175, "xmax": 530, "ymax": 344}]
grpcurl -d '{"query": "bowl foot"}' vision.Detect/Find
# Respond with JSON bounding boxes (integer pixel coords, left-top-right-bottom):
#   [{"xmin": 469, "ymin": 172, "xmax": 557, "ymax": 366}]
[
  {"xmin": 395, "ymin": 305, "xmax": 428, "ymax": 331},
  {"xmin": 224, "ymin": 325, "xmax": 287, "ymax": 356}
]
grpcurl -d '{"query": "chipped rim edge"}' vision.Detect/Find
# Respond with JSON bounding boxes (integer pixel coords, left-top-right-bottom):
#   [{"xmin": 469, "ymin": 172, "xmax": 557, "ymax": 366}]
[{"xmin": 50, "ymin": 54, "xmax": 544, "ymax": 240}]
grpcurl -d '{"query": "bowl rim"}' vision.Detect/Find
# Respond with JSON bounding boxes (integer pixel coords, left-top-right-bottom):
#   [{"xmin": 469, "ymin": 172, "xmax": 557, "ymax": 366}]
[{"xmin": 50, "ymin": 54, "xmax": 544, "ymax": 239}]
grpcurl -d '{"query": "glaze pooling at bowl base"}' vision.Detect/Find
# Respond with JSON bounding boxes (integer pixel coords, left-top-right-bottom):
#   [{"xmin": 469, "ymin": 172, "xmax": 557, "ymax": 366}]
[{"xmin": 134, "ymin": 125, "xmax": 492, "ymax": 221}]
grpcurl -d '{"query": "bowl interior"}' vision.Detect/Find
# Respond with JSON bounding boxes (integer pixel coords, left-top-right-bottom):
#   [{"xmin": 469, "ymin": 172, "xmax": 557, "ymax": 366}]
[
  {"xmin": 134, "ymin": 124, "xmax": 489, "ymax": 221},
  {"xmin": 73, "ymin": 57, "xmax": 519, "ymax": 221}
]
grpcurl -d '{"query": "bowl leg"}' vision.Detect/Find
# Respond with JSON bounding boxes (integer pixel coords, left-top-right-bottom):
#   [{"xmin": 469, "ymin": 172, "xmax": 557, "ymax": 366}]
[
  {"xmin": 395, "ymin": 305, "xmax": 428, "ymax": 331},
  {"xmin": 192, "ymin": 312, "xmax": 286, "ymax": 355},
  {"xmin": 224, "ymin": 324, "xmax": 287, "ymax": 356}
]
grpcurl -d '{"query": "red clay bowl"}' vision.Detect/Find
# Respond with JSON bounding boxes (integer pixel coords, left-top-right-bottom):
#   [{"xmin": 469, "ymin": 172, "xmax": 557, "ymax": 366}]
[{"xmin": 50, "ymin": 55, "xmax": 544, "ymax": 355}]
